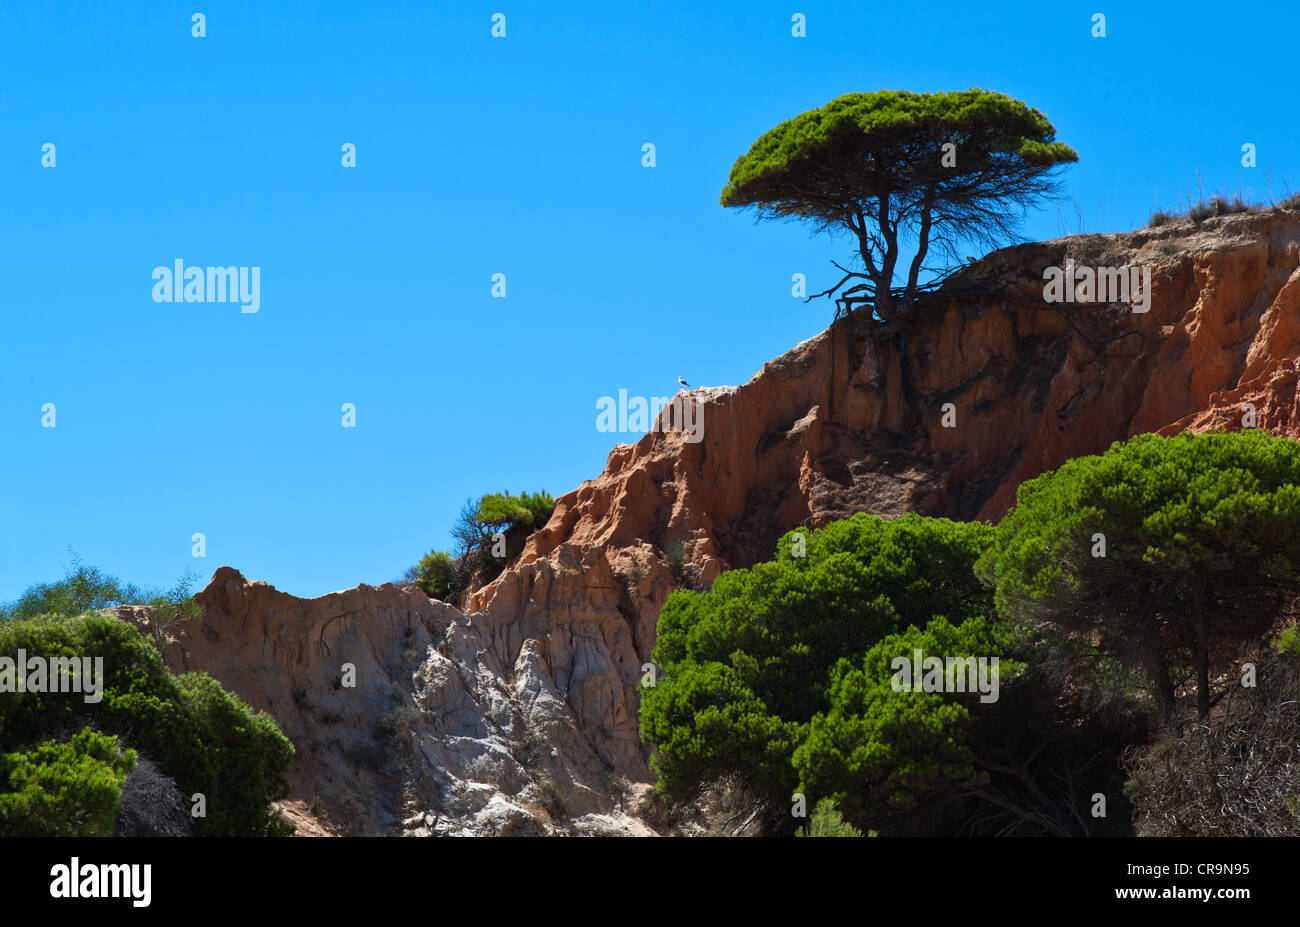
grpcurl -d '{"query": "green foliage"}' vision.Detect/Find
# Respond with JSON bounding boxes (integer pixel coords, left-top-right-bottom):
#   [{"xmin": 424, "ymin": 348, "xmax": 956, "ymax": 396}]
[
  {"xmin": 411, "ymin": 550, "xmax": 463, "ymax": 601},
  {"xmin": 641, "ymin": 513, "xmax": 996, "ymax": 827},
  {"xmin": 3, "ymin": 558, "xmax": 143, "ymax": 623},
  {"xmin": 0, "ymin": 609, "xmax": 294, "ymax": 836},
  {"xmin": 172, "ymin": 673, "xmax": 297, "ymax": 836},
  {"xmin": 407, "ymin": 489, "xmax": 556, "ymax": 599},
  {"xmin": 145, "ymin": 572, "xmax": 204, "ymax": 635},
  {"xmin": 978, "ymin": 429, "xmax": 1300, "ymax": 718},
  {"xmin": 1271, "ymin": 622, "xmax": 1300, "ymax": 656},
  {"xmin": 663, "ymin": 538, "xmax": 687, "ymax": 582},
  {"xmin": 475, "ymin": 490, "xmax": 556, "ymax": 532},
  {"xmin": 798, "ymin": 798, "xmax": 872, "ymax": 837},
  {"xmin": 644, "ymin": 435, "xmax": 1300, "ymax": 833},
  {"xmin": 0, "ymin": 729, "xmax": 136, "ymax": 837},
  {"xmin": 793, "ymin": 616, "xmax": 1019, "ymax": 828},
  {"xmin": 720, "ymin": 89, "xmax": 1077, "ymax": 318},
  {"xmin": 721, "ymin": 89, "xmax": 1076, "ymax": 207},
  {"xmin": 1, "ymin": 557, "xmax": 202, "ymax": 640}
]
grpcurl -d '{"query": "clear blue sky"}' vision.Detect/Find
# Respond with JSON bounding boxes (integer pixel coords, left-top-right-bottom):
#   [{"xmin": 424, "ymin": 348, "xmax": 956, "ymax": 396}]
[{"xmin": 2, "ymin": 1, "xmax": 1296, "ymax": 601}]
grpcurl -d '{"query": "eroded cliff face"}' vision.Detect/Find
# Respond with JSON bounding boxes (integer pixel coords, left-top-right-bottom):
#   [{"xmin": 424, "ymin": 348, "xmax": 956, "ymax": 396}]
[
  {"xmin": 522, "ymin": 208, "xmax": 1300, "ymax": 570},
  {"xmin": 131, "ymin": 208, "xmax": 1300, "ymax": 835},
  {"xmin": 123, "ymin": 558, "xmax": 666, "ymax": 836}
]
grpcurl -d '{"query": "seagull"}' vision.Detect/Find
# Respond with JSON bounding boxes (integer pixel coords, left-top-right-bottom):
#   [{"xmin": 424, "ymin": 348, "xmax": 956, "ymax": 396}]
[{"xmin": 678, "ymin": 376, "xmax": 691, "ymax": 388}]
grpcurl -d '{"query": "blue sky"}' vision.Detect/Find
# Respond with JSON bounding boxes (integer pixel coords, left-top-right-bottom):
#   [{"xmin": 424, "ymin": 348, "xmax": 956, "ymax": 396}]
[{"xmin": 2, "ymin": 0, "xmax": 1296, "ymax": 601}]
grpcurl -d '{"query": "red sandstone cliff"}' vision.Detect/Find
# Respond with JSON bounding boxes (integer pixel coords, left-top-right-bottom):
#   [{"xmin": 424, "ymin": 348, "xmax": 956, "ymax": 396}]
[
  {"xmin": 515, "ymin": 208, "xmax": 1300, "ymax": 581},
  {"xmin": 129, "ymin": 207, "xmax": 1300, "ymax": 834}
]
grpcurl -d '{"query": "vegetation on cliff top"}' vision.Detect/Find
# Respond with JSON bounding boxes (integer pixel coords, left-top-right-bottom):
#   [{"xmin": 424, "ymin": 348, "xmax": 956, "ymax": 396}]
[
  {"xmin": 721, "ymin": 88, "xmax": 1076, "ymax": 324},
  {"xmin": 406, "ymin": 488, "xmax": 556, "ymax": 602}
]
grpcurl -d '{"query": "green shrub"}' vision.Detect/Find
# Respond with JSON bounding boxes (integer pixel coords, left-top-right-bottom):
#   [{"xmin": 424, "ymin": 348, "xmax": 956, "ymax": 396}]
[
  {"xmin": 798, "ymin": 798, "xmax": 872, "ymax": 837},
  {"xmin": 1272, "ymin": 622, "xmax": 1300, "ymax": 656},
  {"xmin": 407, "ymin": 489, "xmax": 557, "ymax": 596},
  {"xmin": 979, "ymin": 429, "xmax": 1300, "ymax": 720},
  {"xmin": 640, "ymin": 513, "xmax": 996, "ymax": 829},
  {"xmin": 462, "ymin": 489, "xmax": 555, "ymax": 575},
  {"xmin": 0, "ymin": 729, "xmax": 136, "ymax": 837},
  {"xmin": 411, "ymin": 550, "xmax": 463, "ymax": 601},
  {"xmin": 663, "ymin": 538, "xmax": 687, "ymax": 582},
  {"xmin": 0, "ymin": 610, "xmax": 293, "ymax": 836},
  {"xmin": 2, "ymin": 558, "xmax": 200, "ymax": 629},
  {"xmin": 793, "ymin": 616, "xmax": 1019, "ymax": 829},
  {"xmin": 172, "ymin": 673, "xmax": 296, "ymax": 836},
  {"xmin": 643, "ymin": 509, "xmax": 1147, "ymax": 836},
  {"xmin": 3, "ymin": 559, "xmax": 143, "ymax": 623},
  {"xmin": 474, "ymin": 490, "xmax": 555, "ymax": 533}
]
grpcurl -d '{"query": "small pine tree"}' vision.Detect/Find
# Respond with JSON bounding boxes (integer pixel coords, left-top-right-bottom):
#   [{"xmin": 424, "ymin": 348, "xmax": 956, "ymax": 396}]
[{"xmin": 799, "ymin": 799, "xmax": 872, "ymax": 837}]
